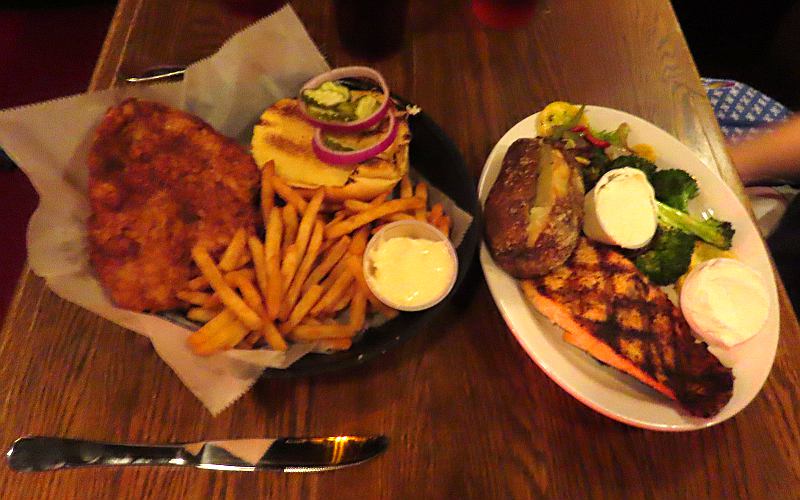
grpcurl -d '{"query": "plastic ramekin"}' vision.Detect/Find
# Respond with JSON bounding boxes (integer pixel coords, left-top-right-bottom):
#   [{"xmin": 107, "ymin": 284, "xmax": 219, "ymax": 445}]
[{"xmin": 362, "ymin": 220, "xmax": 458, "ymax": 312}]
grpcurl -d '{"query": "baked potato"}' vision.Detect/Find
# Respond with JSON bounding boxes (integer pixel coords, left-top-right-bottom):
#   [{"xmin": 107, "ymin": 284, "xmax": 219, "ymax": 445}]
[{"xmin": 485, "ymin": 139, "xmax": 584, "ymax": 277}]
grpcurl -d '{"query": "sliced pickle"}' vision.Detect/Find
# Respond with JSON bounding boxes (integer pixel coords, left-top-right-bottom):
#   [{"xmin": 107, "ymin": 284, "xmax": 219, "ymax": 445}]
[
  {"xmin": 322, "ymin": 135, "xmax": 356, "ymax": 152},
  {"xmin": 306, "ymin": 105, "xmax": 350, "ymax": 122},
  {"xmin": 353, "ymin": 95, "xmax": 380, "ymax": 119},
  {"xmin": 303, "ymin": 80, "xmax": 383, "ymax": 123},
  {"xmin": 335, "ymin": 100, "xmax": 357, "ymax": 120},
  {"xmin": 302, "ymin": 81, "xmax": 351, "ymax": 108}
]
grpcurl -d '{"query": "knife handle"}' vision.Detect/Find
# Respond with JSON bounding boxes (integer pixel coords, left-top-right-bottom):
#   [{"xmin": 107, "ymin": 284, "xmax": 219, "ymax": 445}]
[{"xmin": 7, "ymin": 436, "xmax": 184, "ymax": 471}]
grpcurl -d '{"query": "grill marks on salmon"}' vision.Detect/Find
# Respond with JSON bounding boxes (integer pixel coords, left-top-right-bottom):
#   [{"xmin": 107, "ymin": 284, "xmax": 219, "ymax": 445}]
[{"xmin": 521, "ymin": 237, "xmax": 734, "ymax": 418}]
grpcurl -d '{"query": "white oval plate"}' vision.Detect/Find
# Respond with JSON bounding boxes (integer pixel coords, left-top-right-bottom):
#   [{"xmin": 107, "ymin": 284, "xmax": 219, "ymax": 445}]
[{"xmin": 478, "ymin": 106, "xmax": 779, "ymax": 431}]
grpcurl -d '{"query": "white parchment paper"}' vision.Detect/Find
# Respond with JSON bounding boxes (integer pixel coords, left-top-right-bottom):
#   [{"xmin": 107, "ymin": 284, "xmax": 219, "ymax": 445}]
[{"xmin": 0, "ymin": 5, "xmax": 471, "ymax": 415}]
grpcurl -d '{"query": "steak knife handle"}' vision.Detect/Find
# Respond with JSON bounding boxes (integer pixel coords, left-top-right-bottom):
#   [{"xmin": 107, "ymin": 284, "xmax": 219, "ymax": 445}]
[{"xmin": 7, "ymin": 436, "xmax": 183, "ymax": 471}]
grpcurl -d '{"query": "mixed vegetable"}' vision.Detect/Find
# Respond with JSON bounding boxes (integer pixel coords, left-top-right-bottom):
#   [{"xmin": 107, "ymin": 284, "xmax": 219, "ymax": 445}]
[{"xmin": 537, "ymin": 101, "xmax": 735, "ymax": 285}]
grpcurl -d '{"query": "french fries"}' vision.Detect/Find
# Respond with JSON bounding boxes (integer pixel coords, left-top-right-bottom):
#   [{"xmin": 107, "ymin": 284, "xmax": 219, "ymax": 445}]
[
  {"xmin": 219, "ymin": 228, "xmax": 247, "ymax": 271},
  {"xmin": 330, "ymin": 285, "xmax": 355, "ymax": 313},
  {"xmin": 349, "ymin": 227, "xmax": 369, "ymax": 256},
  {"xmin": 191, "ymin": 246, "xmax": 262, "ymax": 331},
  {"xmin": 187, "ymin": 306, "xmax": 221, "ymax": 323},
  {"xmin": 230, "ymin": 272, "xmax": 266, "ymax": 317},
  {"xmin": 282, "ymin": 284, "xmax": 324, "ymax": 333},
  {"xmin": 400, "ymin": 174, "xmax": 413, "ymax": 199},
  {"xmin": 261, "ymin": 161, "xmax": 276, "ymax": 226},
  {"xmin": 288, "ymin": 189, "xmax": 324, "ymax": 287},
  {"xmin": 427, "ymin": 203, "xmax": 444, "ymax": 226},
  {"xmin": 281, "ymin": 221, "xmax": 324, "ymax": 321},
  {"xmin": 303, "ymin": 236, "xmax": 350, "ymax": 292},
  {"xmin": 349, "ymin": 290, "xmax": 367, "ymax": 332},
  {"xmin": 414, "ymin": 182, "xmax": 428, "ymax": 221},
  {"xmin": 325, "ymin": 197, "xmax": 425, "ymax": 239},
  {"xmin": 180, "ymin": 171, "xmax": 451, "ymax": 355},
  {"xmin": 315, "ymin": 338, "xmax": 353, "ymax": 351},
  {"xmin": 281, "ymin": 203, "xmax": 299, "ymax": 251},
  {"xmin": 187, "ymin": 309, "xmax": 250, "ymax": 356},
  {"xmin": 187, "ymin": 275, "xmax": 210, "ymax": 291},
  {"xmin": 235, "ymin": 330, "xmax": 262, "ymax": 349},
  {"xmin": 290, "ymin": 323, "xmax": 356, "ymax": 341},
  {"xmin": 310, "ymin": 269, "xmax": 353, "ymax": 316},
  {"xmin": 265, "ymin": 208, "xmax": 284, "ymax": 320},
  {"xmin": 435, "ymin": 215, "xmax": 452, "ymax": 237},
  {"xmin": 280, "ymin": 245, "xmax": 300, "ymax": 289},
  {"xmin": 262, "ymin": 321, "xmax": 288, "ymax": 351},
  {"xmin": 383, "ymin": 212, "xmax": 415, "ymax": 223},
  {"xmin": 343, "ymin": 192, "xmax": 387, "ymax": 214},
  {"xmin": 271, "ymin": 175, "xmax": 308, "ymax": 214},
  {"xmin": 248, "ymin": 236, "xmax": 268, "ymax": 304}
]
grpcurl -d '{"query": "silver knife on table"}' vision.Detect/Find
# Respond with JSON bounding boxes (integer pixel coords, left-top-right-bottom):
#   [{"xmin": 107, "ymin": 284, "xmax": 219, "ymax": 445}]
[
  {"xmin": 124, "ymin": 65, "xmax": 187, "ymax": 83},
  {"xmin": 7, "ymin": 435, "xmax": 388, "ymax": 472}
]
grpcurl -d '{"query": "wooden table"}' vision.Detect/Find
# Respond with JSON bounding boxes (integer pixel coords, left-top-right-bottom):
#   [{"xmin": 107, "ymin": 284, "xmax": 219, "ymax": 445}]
[{"xmin": 2, "ymin": 0, "xmax": 800, "ymax": 498}]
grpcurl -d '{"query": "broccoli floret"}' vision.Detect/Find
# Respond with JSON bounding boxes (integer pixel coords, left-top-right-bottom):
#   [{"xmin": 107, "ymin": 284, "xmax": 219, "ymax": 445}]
[
  {"xmin": 604, "ymin": 155, "xmax": 658, "ymax": 178},
  {"xmin": 634, "ymin": 229, "xmax": 696, "ymax": 285},
  {"xmin": 581, "ymin": 153, "xmax": 657, "ymax": 191},
  {"xmin": 650, "ymin": 169, "xmax": 699, "ymax": 211},
  {"xmin": 656, "ymin": 201, "xmax": 734, "ymax": 249},
  {"xmin": 579, "ymin": 146, "xmax": 609, "ymax": 188}
]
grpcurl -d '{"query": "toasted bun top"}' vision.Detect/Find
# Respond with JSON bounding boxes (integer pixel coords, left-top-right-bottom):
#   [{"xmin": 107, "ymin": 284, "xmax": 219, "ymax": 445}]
[{"xmin": 251, "ymin": 92, "xmax": 410, "ymax": 199}]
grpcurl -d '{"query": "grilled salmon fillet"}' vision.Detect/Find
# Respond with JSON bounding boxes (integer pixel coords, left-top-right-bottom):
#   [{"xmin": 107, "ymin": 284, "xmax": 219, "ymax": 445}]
[
  {"xmin": 88, "ymin": 98, "xmax": 259, "ymax": 312},
  {"xmin": 521, "ymin": 237, "xmax": 734, "ymax": 418}
]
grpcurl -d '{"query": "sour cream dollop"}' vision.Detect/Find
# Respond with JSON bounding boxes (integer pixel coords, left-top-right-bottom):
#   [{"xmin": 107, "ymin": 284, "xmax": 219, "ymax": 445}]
[
  {"xmin": 680, "ymin": 258, "xmax": 770, "ymax": 348},
  {"xmin": 582, "ymin": 167, "xmax": 658, "ymax": 249}
]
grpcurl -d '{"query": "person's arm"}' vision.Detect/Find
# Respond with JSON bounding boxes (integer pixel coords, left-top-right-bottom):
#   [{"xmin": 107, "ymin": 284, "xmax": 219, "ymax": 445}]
[{"xmin": 728, "ymin": 115, "xmax": 800, "ymax": 185}]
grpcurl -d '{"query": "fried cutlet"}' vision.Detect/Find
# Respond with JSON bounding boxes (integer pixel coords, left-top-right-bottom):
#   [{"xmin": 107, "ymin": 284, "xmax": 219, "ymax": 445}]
[
  {"xmin": 521, "ymin": 237, "xmax": 734, "ymax": 418},
  {"xmin": 88, "ymin": 98, "xmax": 259, "ymax": 312}
]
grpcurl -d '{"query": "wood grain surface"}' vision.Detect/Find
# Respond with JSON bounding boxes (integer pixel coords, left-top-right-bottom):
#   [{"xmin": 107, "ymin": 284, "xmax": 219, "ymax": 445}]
[{"xmin": 2, "ymin": 0, "xmax": 800, "ymax": 498}]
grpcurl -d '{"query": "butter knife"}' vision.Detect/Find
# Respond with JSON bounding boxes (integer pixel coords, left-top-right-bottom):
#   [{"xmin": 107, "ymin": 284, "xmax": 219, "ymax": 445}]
[
  {"xmin": 7, "ymin": 435, "xmax": 388, "ymax": 472},
  {"xmin": 125, "ymin": 65, "xmax": 186, "ymax": 83}
]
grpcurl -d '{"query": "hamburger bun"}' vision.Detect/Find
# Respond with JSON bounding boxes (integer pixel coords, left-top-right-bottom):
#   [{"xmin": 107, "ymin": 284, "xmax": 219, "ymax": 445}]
[{"xmin": 251, "ymin": 91, "xmax": 410, "ymax": 201}]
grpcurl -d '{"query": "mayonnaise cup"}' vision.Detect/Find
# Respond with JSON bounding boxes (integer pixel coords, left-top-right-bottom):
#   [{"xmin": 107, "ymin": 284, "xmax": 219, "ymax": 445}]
[{"xmin": 363, "ymin": 220, "xmax": 458, "ymax": 312}]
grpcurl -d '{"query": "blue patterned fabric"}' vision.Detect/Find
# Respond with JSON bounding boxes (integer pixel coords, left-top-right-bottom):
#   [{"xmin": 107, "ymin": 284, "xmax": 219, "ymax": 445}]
[{"xmin": 702, "ymin": 78, "xmax": 792, "ymax": 141}]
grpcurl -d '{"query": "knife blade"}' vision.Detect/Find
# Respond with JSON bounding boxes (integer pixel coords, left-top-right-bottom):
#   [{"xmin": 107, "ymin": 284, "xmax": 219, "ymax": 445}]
[
  {"xmin": 125, "ymin": 65, "xmax": 187, "ymax": 83},
  {"xmin": 6, "ymin": 435, "xmax": 388, "ymax": 472}
]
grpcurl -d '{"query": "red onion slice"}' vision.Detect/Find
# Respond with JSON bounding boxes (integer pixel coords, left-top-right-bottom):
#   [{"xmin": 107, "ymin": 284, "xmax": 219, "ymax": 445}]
[
  {"xmin": 312, "ymin": 112, "xmax": 398, "ymax": 166},
  {"xmin": 299, "ymin": 66, "xmax": 391, "ymax": 133}
]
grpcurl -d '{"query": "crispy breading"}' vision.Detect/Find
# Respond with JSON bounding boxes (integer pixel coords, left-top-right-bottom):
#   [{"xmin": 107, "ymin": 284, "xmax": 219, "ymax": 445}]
[{"xmin": 88, "ymin": 98, "xmax": 259, "ymax": 312}]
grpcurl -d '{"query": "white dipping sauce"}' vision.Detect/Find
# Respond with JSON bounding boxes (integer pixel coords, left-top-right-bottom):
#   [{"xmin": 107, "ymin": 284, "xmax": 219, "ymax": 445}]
[
  {"xmin": 365, "ymin": 237, "xmax": 455, "ymax": 309},
  {"xmin": 680, "ymin": 258, "xmax": 770, "ymax": 348}
]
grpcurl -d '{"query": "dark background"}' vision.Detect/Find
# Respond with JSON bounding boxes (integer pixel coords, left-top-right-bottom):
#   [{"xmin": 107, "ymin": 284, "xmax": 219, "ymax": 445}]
[{"xmin": 673, "ymin": 0, "xmax": 800, "ymax": 110}]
